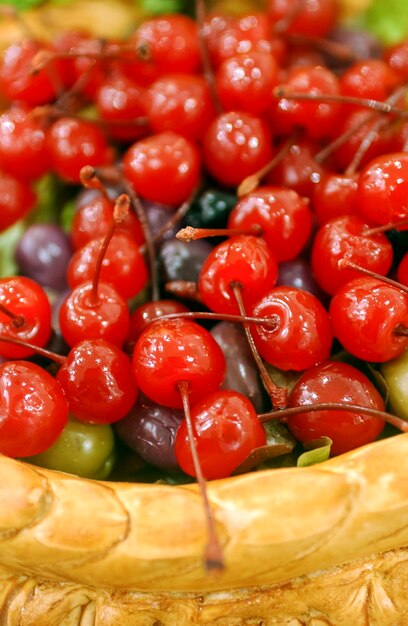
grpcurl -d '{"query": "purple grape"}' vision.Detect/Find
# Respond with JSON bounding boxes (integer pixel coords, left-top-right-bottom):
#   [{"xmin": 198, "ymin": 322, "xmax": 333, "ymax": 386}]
[
  {"xmin": 115, "ymin": 395, "xmax": 183, "ymax": 471},
  {"xmin": 15, "ymin": 224, "xmax": 72, "ymax": 291},
  {"xmin": 277, "ymin": 258, "xmax": 323, "ymax": 299},
  {"xmin": 210, "ymin": 322, "xmax": 264, "ymax": 412},
  {"xmin": 159, "ymin": 238, "xmax": 213, "ymax": 283},
  {"xmin": 143, "ymin": 200, "xmax": 179, "ymax": 241}
]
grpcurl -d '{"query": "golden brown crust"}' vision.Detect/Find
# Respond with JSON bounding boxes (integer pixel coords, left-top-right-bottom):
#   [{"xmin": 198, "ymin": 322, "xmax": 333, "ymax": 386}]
[{"xmin": 1, "ymin": 432, "xmax": 408, "ymax": 597}]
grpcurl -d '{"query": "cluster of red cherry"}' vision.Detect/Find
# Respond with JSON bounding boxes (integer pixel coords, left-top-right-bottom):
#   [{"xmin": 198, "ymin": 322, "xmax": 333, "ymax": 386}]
[{"xmin": 0, "ymin": 0, "xmax": 408, "ymax": 496}]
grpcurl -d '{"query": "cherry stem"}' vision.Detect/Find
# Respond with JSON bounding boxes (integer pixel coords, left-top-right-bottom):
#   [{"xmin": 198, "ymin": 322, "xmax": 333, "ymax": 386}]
[
  {"xmin": 156, "ymin": 310, "xmax": 280, "ymax": 328},
  {"xmin": 259, "ymin": 402, "xmax": 408, "ymax": 433},
  {"xmin": 345, "ymin": 85, "xmax": 407, "ymax": 176},
  {"xmin": 30, "ymin": 49, "xmax": 65, "ymax": 99},
  {"xmin": 80, "ymin": 165, "xmax": 111, "ymax": 201},
  {"xmin": 0, "ymin": 335, "xmax": 65, "ymax": 365},
  {"xmin": 273, "ymin": 87, "xmax": 408, "ymax": 117},
  {"xmin": 272, "ymin": 0, "xmax": 303, "ymax": 34},
  {"xmin": 165, "ymin": 280, "xmax": 203, "ymax": 303},
  {"xmin": 231, "ymin": 282, "xmax": 288, "ymax": 409},
  {"xmin": 177, "ymin": 380, "xmax": 224, "ymax": 573},
  {"xmin": 144, "ymin": 189, "xmax": 198, "ymax": 250},
  {"xmin": 285, "ymin": 33, "xmax": 356, "ymax": 62},
  {"xmin": 176, "ymin": 224, "xmax": 262, "ymax": 242},
  {"xmin": 195, "ymin": 0, "xmax": 223, "ymax": 114},
  {"xmin": 123, "ymin": 180, "xmax": 160, "ymax": 302},
  {"xmin": 362, "ymin": 218, "xmax": 408, "ymax": 236},
  {"xmin": 395, "ymin": 324, "xmax": 408, "ymax": 336},
  {"xmin": 88, "ymin": 193, "xmax": 130, "ymax": 307},
  {"xmin": 0, "ymin": 303, "xmax": 25, "ymax": 329},
  {"xmin": 315, "ymin": 109, "xmax": 378, "ymax": 164},
  {"xmin": 237, "ymin": 131, "xmax": 298, "ymax": 197},
  {"xmin": 338, "ymin": 258, "xmax": 408, "ymax": 296}
]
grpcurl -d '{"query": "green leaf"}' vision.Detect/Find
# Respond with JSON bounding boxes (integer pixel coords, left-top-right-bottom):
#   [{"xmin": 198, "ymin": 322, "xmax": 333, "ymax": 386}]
[
  {"xmin": 0, "ymin": 220, "xmax": 26, "ymax": 278},
  {"xmin": 140, "ymin": 0, "xmax": 187, "ymax": 15},
  {"xmin": 297, "ymin": 437, "xmax": 332, "ymax": 467},
  {"xmin": 0, "ymin": 0, "xmax": 45, "ymax": 10},
  {"xmin": 361, "ymin": 0, "xmax": 408, "ymax": 44},
  {"xmin": 233, "ymin": 421, "xmax": 296, "ymax": 474}
]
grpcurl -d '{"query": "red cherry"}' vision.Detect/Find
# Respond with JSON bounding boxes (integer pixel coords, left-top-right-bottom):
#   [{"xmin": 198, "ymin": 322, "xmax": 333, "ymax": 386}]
[
  {"xmin": 312, "ymin": 173, "xmax": 359, "ymax": 226},
  {"xmin": 357, "ymin": 152, "xmax": 408, "ymax": 226},
  {"xmin": 266, "ymin": 138, "xmax": 325, "ymax": 198},
  {"xmin": 330, "ymin": 277, "xmax": 408, "ymax": 362},
  {"xmin": 251, "ymin": 286, "xmax": 333, "ymax": 371},
  {"xmin": 71, "ymin": 195, "xmax": 144, "ymax": 250},
  {"xmin": 273, "ymin": 65, "xmax": 341, "ymax": 139},
  {"xmin": 0, "ymin": 277, "xmax": 51, "ymax": 359},
  {"xmin": 397, "ymin": 253, "xmax": 408, "ymax": 287},
  {"xmin": 216, "ymin": 51, "xmax": 279, "ymax": 115},
  {"xmin": 123, "ymin": 131, "xmax": 201, "ymax": 207},
  {"xmin": 56, "ymin": 339, "xmax": 138, "ymax": 424},
  {"xmin": 0, "ymin": 361, "xmax": 68, "ymax": 458},
  {"xmin": 132, "ymin": 318, "xmax": 226, "ymax": 409},
  {"xmin": 95, "ymin": 73, "xmax": 149, "ymax": 143},
  {"xmin": 0, "ymin": 171, "xmax": 37, "ymax": 232},
  {"xmin": 47, "ymin": 117, "xmax": 113, "ymax": 184},
  {"xmin": 311, "ymin": 215, "xmax": 393, "ymax": 296},
  {"xmin": 134, "ymin": 15, "xmax": 201, "ymax": 75},
  {"xmin": 198, "ymin": 235, "xmax": 278, "ymax": 315},
  {"xmin": 175, "ymin": 390, "xmax": 266, "ymax": 480},
  {"xmin": 59, "ymin": 281, "xmax": 130, "ymax": 348},
  {"xmin": 267, "ymin": 0, "xmax": 337, "ymax": 38},
  {"xmin": 148, "ymin": 74, "xmax": 216, "ymax": 140},
  {"xmin": 0, "ymin": 105, "xmax": 51, "ymax": 181},
  {"xmin": 129, "ymin": 299, "xmax": 189, "ymax": 341},
  {"xmin": 287, "ymin": 361, "xmax": 385, "ymax": 456},
  {"xmin": 0, "ymin": 39, "xmax": 68, "ymax": 105},
  {"xmin": 227, "ymin": 185, "xmax": 313, "ymax": 262},
  {"xmin": 67, "ymin": 231, "xmax": 148, "ymax": 301},
  {"xmin": 339, "ymin": 60, "xmax": 401, "ymax": 109},
  {"xmin": 203, "ymin": 111, "xmax": 273, "ymax": 187}
]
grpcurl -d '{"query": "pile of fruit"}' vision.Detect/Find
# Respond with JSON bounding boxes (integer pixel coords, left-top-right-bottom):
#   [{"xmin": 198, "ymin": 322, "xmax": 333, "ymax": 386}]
[{"xmin": 0, "ymin": 0, "xmax": 408, "ymax": 511}]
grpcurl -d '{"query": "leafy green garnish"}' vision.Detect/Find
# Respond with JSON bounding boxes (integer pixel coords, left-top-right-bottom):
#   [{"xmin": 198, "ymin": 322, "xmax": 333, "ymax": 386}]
[
  {"xmin": 297, "ymin": 437, "xmax": 332, "ymax": 467},
  {"xmin": 0, "ymin": 220, "xmax": 25, "ymax": 278},
  {"xmin": 233, "ymin": 421, "xmax": 296, "ymax": 474},
  {"xmin": 361, "ymin": 0, "xmax": 408, "ymax": 44}
]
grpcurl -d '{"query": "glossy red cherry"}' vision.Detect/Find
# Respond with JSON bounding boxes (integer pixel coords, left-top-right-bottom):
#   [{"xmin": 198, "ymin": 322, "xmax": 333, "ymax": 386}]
[
  {"xmin": 70, "ymin": 195, "xmax": 144, "ymax": 250},
  {"xmin": 397, "ymin": 253, "xmax": 408, "ymax": 287},
  {"xmin": 227, "ymin": 186, "xmax": 313, "ymax": 262},
  {"xmin": 0, "ymin": 171, "xmax": 37, "ymax": 232},
  {"xmin": 203, "ymin": 111, "xmax": 273, "ymax": 188},
  {"xmin": 59, "ymin": 281, "xmax": 130, "ymax": 348},
  {"xmin": 198, "ymin": 235, "xmax": 278, "ymax": 315},
  {"xmin": 330, "ymin": 277, "xmax": 408, "ymax": 362},
  {"xmin": 175, "ymin": 390, "xmax": 266, "ymax": 480},
  {"xmin": 56, "ymin": 339, "xmax": 138, "ymax": 424},
  {"xmin": 267, "ymin": 0, "xmax": 337, "ymax": 38},
  {"xmin": 47, "ymin": 117, "xmax": 113, "ymax": 183},
  {"xmin": 311, "ymin": 215, "xmax": 393, "ymax": 296},
  {"xmin": 287, "ymin": 361, "xmax": 385, "ymax": 456},
  {"xmin": 129, "ymin": 299, "xmax": 189, "ymax": 342},
  {"xmin": 0, "ymin": 105, "xmax": 51, "ymax": 181},
  {"xmin": 312, "ymin": 173, "xmax": 359, "ymax": 226},
  {"xmin": 251, "ymin": 286, "xmax": 333, "ymax": 371},
  {"xmin": 132, "ymin": 318, "xmax": 226, "ymax": 409},
  {"xmin": 0, "ymin": 361, "xmax": 68, "ymax": 458},
  {"xmin": 67, "ymin": 231, "xmax": 148, "ymax": 301},
  {"xmin": 0, "ymin": 276, "xmax": 51, "ymax": 359},
  {"xmin": 357, "ymin": 152, "xmax": 408, "ymax": 226},
  {"xmin": 216, "ymin": 51, "xmax": 279, "ymax": 115},
  {"xmin": 148, "ymin": 74, "xmax": 215, "ymax": 140},
  {"xmin": 123, "ymin": 131, "xmax": 201, "ymax": 206}
]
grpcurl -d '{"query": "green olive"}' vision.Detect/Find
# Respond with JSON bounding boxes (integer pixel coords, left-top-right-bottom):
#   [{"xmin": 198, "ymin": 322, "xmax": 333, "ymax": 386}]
[
  {"xmin": 381, "ymin": 351, "xmax": 408, "ymax": 420},
  {"xmin": 27, "ymin": 417, "xmax": 116, "ymax": 479}
]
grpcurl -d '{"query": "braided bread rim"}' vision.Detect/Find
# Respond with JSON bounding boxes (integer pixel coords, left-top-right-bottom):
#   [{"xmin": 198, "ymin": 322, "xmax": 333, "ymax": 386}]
[{"xmin": 0, "ymin": 430, "xmax": 407, "ymax": 592}]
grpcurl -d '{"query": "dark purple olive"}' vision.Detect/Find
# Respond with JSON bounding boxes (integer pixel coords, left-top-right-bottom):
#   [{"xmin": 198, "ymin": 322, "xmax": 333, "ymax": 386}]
[
  {"xmin": 277, "ymin": 258, "xmax": 323, "ymax": 299},
  {"xmin": 210, "ymin": 321, "xmax": 264, "ymax": 412},
  {"xmin": 143, "ymin": 200, "xmax": 179, "ymax": 241},
  {"xmin": 327, "ymin": 26, "xmax": 383, "ymax": 70},
  {"xmin": 115, "ymin": 395, "xmax": 183, "ymax": 471},
  {"xmin": 159, "ymin": 238, "xmax": 213, "ymax": 283},
  {"xmin": 15, "ymin": 224, "xmax": 72, "ymax": 291}
]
